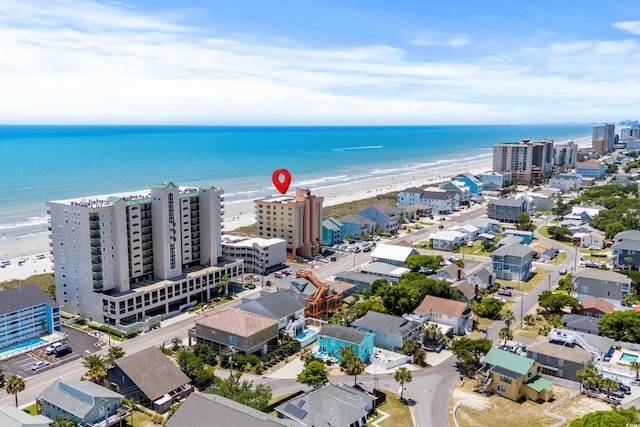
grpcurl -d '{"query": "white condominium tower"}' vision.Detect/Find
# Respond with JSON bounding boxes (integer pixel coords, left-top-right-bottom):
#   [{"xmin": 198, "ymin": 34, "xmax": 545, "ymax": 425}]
[{"xmin": 47, "ymin": 182, "xmax": 243, "ymax": 328}]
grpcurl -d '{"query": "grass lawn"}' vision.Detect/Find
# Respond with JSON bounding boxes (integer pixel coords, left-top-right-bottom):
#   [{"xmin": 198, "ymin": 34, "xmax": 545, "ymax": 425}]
[
  {"xmin": 515, "ymin": 313, "xmax": 548, "ymax": 339},
  {"xmin": 22, "ymin": 404, "xmax": 38, "ymax": 415},
  {"xmin": 497, "ymin": 268, "xmax": 548, "ymax": 294},
  {"xmin": 551, "ymin": 252, "xmax": 568, "ymax": 265},
  {"xmin": 538, "ymin": 226, "xmax": 551, "ymax": 238},
  {"xmin": 376, "ymin": 389, "xmax": 414, "ymax": 427}
]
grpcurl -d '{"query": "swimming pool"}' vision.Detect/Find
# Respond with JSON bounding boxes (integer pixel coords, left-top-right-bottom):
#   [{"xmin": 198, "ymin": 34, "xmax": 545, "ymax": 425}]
[
  {"xmin": 620, "ymin": 352, "xmax": 639, "ymax": 364},
  {"xmin": 602, "ymin": 370, "xmax": 634, "ymax": 382},
  {"xmin": 0, "ymin": 337, "xmax": 46, "ymax": 360},
  {"xmin": 296, "ymin": 329, "xmax": 317, "ymax": 340}
]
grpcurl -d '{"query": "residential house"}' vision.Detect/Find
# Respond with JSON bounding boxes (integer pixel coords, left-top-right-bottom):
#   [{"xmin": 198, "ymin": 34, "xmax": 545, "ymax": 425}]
[
  {"xmin": 503, "ymin": 230, "xmax": 533, "ymax": 245},
  {"xmin": 437, "ymin": 264, "xmax": 467, "ymax": 283},
  {"xmin": 481, "ymin": 172, "xmax": 512, "ymax": 195},
  {"xmin": 370, "ymin": 243, "xmax": 418, "ymax": 267},
  {"xmin": 572, "ymin": 231, "xmax": 605, "ymax": 249},
  {"xmin": 428, "ymin": 230, "xmax": 467, "ymax": 251},
  {"xmin": 479, "ymin": 347, "xmax": 553, "ymax": 402},
  {"xmin": 190, "ymin": 308, "xmax": 279, "ymax": 356},
  {"xmin": 39, "ymin": 378, "xmax": 126, "ymax": 426},
  {"xmin": 333, "ymin": 271, "xmax": 378, "ymax": 295},
  {"xmin": 578, "ymin": 297, "xmax": 615, "ymax": 319},
  {"xmin": 526, "ymin": 339, "xmax": 592, "ymax": 383},
  {"xmin": 235, "ymin": 290, "xmax": 306, "ymax": 335},
  {"xmin": 0, "ymin": 284, "xmax": 61, "ymax": 351},
  {"xmin": 449, "ymin": 224, "xmax": 480, "ymax": 241},
  {"xmin": 497, "ymin": 236, "xmax": 523, "ymax": 248},
  {"xmin": 410, "ymin": 295, "xmax": 472, "ymax": 335},
  {"xmin": 487, "ymin": 198, "xmax": 528, "ymax": 223},
  {"xmin": 221, "ymin": 235, "xmax": 286, "ymax": 274},
  {"xmin": 358, "ymin": 204, "xmax": 404, "ymax": 235},
  {"xmin": 550, "ymin": 328, "xmax": 614, "ymax": 356},
  {"xmin": 440, "ymin": 180, "xmax": 471, "ymax": 205},
  {"xmin": 322, "ymin": 218, "xmax": 344, "ymax": 246},
  {"xmin": 452, "ymin": 280, "xmax": 478, "ymax": 303},
  {"xmin": 316, "ymin": 324, "xmax": 374, "ymax": 363},
  {"xmin": 612, "ymin": 230, "xmax": 640, "ymax": 270},
  {"xmin": 338, "ymin": 214, "xmax": 377, "ymax": 240},
  {"xmin": 275, "ymin": 271, "xmax": 344, "ymax": 319},
  {"xmin": 464, "ymin": 218, "xmax": 501, "ymax": 234},
  {"xmin": 529, "ymin": 240, "xmax": 559, "ymax": 262},
  {"xmin": 167, "ymin": 393, "xmax": 298, "ymax": 427},
  {"xmin": 549, "ymin": 173, "xmax": 583, "ymax": 191},
  {"xmin": 455, "ymin": 172, "xmax": 483, "ymax": 196},
  {"xmin": 398, "ymin": 188, "xmax": 457, "ymax": 214},
  {"xmin": 107, "ymin": 346, "xmax": 192, "ymax": 413},
  {"xmin": 0, "ymin": 406, "xmax": 51, "ymax": 427},
  {"xmin": 359, "ymin": 262, "xmax": 410, "ymax": 284},
  {"xmin": 397, "ymin": 187, "xmax": 428, "ymax": 207},
  {"xmin": 525, "ymin": 192, "xmax": 553, "ymax": 212},
  {"xmin": 491, "ymin": 244, "xmax": 533, "ymax": 282},
  {"xmin": 275, "ymin": 383, "xmax": 374, "ymax": 427},
  {"xmin": 352, "ymin": 311, "xmax": 421, "ymax": 351},
  {"xmin": 514, "ymin": 193, "xmax": 536, "ymax": 214},
  {"xmin": 572, "ymin": 269, "xmax": 633, "ymax": 305},
  {"xmin": 576, "ymin": 160, "xmax": 607, "ymax": 179},
  {"xmin": 569, "ymin": 205, "xmax": 603, "ymax": 221},
  {"xmin": 561, "ymin": 313, "xmax": 601, "ymax": 336}
]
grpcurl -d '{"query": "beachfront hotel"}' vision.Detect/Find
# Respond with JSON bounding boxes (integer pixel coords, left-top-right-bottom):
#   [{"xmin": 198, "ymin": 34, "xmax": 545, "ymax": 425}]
[
  {"xmin": 492, "ymin": 139, "xmax": 554, "ymax": 183},
  {"xmin": 47, "ymin": 183, "xmax": 243, "ymax": 329},
  {"xmin": 254, "ymin": 188, "xmax": 323, "ymax": 259}
]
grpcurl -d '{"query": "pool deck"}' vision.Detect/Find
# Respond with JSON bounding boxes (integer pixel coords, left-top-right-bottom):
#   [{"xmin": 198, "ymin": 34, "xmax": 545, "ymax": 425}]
[{"xmin": 611, "ymin": 349, "xmax": 640, "ymax": 367}]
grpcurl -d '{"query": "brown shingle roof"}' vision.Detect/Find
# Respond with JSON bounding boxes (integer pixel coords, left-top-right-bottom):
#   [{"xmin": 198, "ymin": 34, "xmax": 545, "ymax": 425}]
[
  {"xmin": 114, "ymin": 347, "xmax": 190, "ymax": 402},
  {"xmin": 197, "ymin": 308, "xmax": 278, "ymax": 338},
  {"xmin": 414, "ymin": 295, "xmax": 468, "ymax": 317},
  {"xmin": 580, "ymin": 298, "xmax": 614, "ymax": 314}
]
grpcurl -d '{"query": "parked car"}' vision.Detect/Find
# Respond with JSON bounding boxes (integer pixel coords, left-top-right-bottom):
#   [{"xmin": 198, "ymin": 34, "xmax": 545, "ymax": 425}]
[
  {"xmin": 497, "ymin": 289, "xmax": 512, "ymax": 297},
  {"xmin": 54, "ymin": 343, "xmax": 72, "ymax": 357},
  {"xmin": 559, "ymin": 268, "xmax": 568, "ymax": 275},
  {"xmin": 363, "ymin": 246, "xmax": 372, "ymax": 252},
  {"xmin": 31, "ymin": 360, "xmax": 49, "ymax": 371},
  {"xmin": 617, "ymin": 382, "xmax": 631, "ymax": 394},
  {"xmin": 274, "ymin": 272, "xmax": 283, "ymax": 278},
  {"xmin": 330, "ymin": 256, "xmax": 337, "ymax": 262},
  {"xmin": 44, "ymin": 342, "xmax": 62, "ymax": 355}
]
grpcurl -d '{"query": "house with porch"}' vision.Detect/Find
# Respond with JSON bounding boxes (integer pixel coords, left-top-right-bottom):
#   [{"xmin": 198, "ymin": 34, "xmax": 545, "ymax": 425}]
[
  {"xmin": 572, "ymin": 231, "xmax": 605, "ymax": 249},
  {"xmin": 487, "ymin": 198, "xmax": 528, "ymax": 223},
  {"xmin": 351, "ymin": 311, "xmax": 421, "ymax": 351},
  {"xmin": 322, "ymin": 217, "xmax": 344, "ymax": 246},
  {"xmin": 455, "ymin": 172, "xmax": 483, "ymax": 196},
  {"xmin": 440, "ymin": 180, "xmax": 471, "ymax": 205},
  {"xmin": 359, "ymin": 262, "xmax": 410, "ymax": 284},
  {"xmin": 338, "ymin": 214, "xmax": 377, "ymax": 240},
  {"xmin": 236, "ymin": 290, "xmax": 306, "ymax": 335},
  {"xmin": 428, "ymin": 230, "xmax": 467, "ymax": 251},
  {"xmin": 410, "ymin": 295, "xmax": 472, "ymax": 335},
  {"xmin": 612, "ymin": 230, "xmax": 640, "ymax": 270},
  {"xmin": 479, "ymin": 347, "xmax": 553, "ymax": 402},
  {"xmin": 316, "ymin": 324, "xmax": 374, "ymax": 363},
  {"xmin": 526, "ymin": 338, "xmax": 592, "ymax": 383},
  {"xmin": 491, "ymin": 244, "xmax": 533, "ymax": 282},
  {"xmin": 572, "ymin": 269, "xmax": 633, "ymax": 305},
  {"xmin": 358, "ymin": 204, "xmax": 404, "ymax": 235}
]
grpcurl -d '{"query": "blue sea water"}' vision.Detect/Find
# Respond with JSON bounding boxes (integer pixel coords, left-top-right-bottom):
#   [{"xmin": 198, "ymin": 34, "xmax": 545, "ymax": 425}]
[{"xmin": 0, "ymin": 124, "xmax": 592, "ymax": 238}]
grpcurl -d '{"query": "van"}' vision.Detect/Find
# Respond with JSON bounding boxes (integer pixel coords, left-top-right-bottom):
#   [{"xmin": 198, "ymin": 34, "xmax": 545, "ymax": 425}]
[{"xmin": 54, "ymin": 343, "xmax": 72, "ymax": 357}]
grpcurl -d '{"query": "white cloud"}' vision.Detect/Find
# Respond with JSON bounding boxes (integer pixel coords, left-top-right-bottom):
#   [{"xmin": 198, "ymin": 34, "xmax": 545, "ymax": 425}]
[
  {"xmin": 411, "ymin": 36, "xmax": 470, "ymax": 47},
  {"xmin": 613, "ymin": 21, "xmax": 640, "ymax": 35}
]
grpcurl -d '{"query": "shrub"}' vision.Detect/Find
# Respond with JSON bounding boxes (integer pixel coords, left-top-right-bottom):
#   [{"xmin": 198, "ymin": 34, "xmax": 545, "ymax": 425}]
[
  {"xmin": 150, "ymin": 322, "xmax": 161, "ymax": 330},
  {"xmin": 75, "ymin": 316, "xmax": 85, "ymax": 325}
]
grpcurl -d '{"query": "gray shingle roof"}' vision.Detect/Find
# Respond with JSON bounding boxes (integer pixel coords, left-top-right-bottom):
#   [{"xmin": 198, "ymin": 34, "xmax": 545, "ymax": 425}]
[
  {"xmin": 491, "ymin": 243, "xmax": 533, "ymax": 258},
  {"xmin": 167, "ymin": 393, "xmax": 296, "ymax": 427},
  {"xmin": 236, "ymin": 291, "xmax": 305, "ymax": 320},
  {"xmin": 0, "ymin": 406, "xmax": 51, "ymax": 427},
  {"xmin": 351, "ymin": 311, "xmax": 421, "ymax": 337},
  {"xmin": 420, "ymin": 190, "xmax": 451, "ymax": 200},
  {"xmin": 490, "ymin": 198, "xmax": 525, "ymax": 207},
  {"xmin": 615, "ymin": 230, "xmax": 640, "ymax": 241},
  {"xmin": 113, "ymin": 346, "xmax": 190, "ymax": 402},
  {"xmin": 319, "ymin": 324, "xmax": 368, "ymax": 344},
  {"xmin": 612, "ymin": 240, "xmax": 640, "ymax": 251},
  {"xmin": 561, "ymin": 313, "xmax": 600, "ymax": 334},
  {"xmin": 0, "ymin": 284, "xmax": 59, "ymax": 316},
  {"xmin": 338, "ymin": 214, "xmax": 376, "ymax": 225}
]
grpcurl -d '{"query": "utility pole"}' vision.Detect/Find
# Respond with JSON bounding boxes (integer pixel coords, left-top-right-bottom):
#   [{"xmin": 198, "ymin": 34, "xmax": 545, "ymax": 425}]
[
  {"xmin": 548, "ymin": 274, "xmax": 551, "ymax": 292},
  {"xmin": 520, "ymin": 294, "xmax": 524, "ymax": 329}
]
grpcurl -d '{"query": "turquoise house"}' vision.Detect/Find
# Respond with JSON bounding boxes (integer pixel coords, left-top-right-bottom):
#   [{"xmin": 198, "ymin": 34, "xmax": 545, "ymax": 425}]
[
  {"xmin": 322, "ymin": 218, "xmax": 344, "ymax": 246},
  {"xmin": 456, "ymin": 173, "xmax": 483, "ymax": 195},
  {"xmin": 317, "ymin": 324, "xmax": 374, "ymax": 363}
]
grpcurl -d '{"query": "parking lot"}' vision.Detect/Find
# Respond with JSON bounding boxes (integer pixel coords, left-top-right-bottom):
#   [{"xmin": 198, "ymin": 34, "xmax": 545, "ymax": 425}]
[{"xmin": 0, "ymin": 326, "xmax": 101, "ymax": 378}]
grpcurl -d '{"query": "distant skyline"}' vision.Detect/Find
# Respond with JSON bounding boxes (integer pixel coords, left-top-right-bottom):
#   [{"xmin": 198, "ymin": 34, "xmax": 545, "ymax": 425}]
[{"xmin": 2, "ymin": 0, "xmax": 639, "ymax": 125}]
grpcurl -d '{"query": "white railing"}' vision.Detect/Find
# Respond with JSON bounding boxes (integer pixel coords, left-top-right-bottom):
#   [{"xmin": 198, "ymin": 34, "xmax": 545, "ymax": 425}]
[
  {"xmin": 542, "ymin": 389, "xmax": 580, "ymax": 427},
  {"xmin": 452, "ymin": 401, "xmax": 483, "ymax": 427}
]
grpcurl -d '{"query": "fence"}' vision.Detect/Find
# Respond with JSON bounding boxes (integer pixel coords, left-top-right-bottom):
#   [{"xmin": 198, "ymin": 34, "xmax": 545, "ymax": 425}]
[
  {"xmin": 542, "ymin": 389, "xmax": 580, "ymax": 427},
  {"xmin": 541, "ymin": 374, "xmax": 581, "ymax": 390}
]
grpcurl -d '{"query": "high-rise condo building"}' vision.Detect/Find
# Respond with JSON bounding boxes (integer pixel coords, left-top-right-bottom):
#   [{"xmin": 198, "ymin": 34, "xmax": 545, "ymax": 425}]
[
  {"xmin": 554, "ymin": 140, "xmax": 578, "ymax": 169},
  {"xmin": 492, "ymin": 139, "xmax": 554, "ymax": 183},
  {"xmin": 47, "ymin": 183, "xmax": 243, "ymax": 327},
  {"xmin": 254, "ymin": 188, "xmax": 323, "ymax": 259},
  {"xmin": 592, "ymin": 123, "xmax": 615, "ymax": 154}
]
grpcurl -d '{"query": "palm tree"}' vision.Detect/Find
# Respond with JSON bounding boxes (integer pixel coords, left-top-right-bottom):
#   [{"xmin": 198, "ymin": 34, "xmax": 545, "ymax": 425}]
[
  {"xmin": 548, "ymin": 313, "xmax": 563, "ymax": 329},
  {"xmin": 502, "ymin": 310, "xmax": 515, "ymax": 329},
  {"xmin": 82, "ymin": 354, "xmax": 107, "ymax": 384},
  {"xmin": 523, "ymin": 314, "xmax": 535, "ymax": 326},
  {"xmin": 171, "ymin": 336, "xmax": 183, "ymax": 352},
  {"xmin": 342, "ymin": 351, "xmax": 365, "ymax": 386},
  {"xmin": 51, "ymin": 417, "xmax": 77, "ymax": 427},
  {"xmin": 599, "ymin": 377, "xmax": 619, "ymax": 398},
  {"xmin": 631, "ymin": 361, "xmax": 640, "ymax": 382},
  {"xmin": 394, "ymin": 367, "xmax": 412, "ymax": 401},
  {"xmin": 299, "ymin": 347, "xmax": 315, "ymax": 366},
  {"xmin": 498, "ymin": 327, "xmax": 513, "ymax": 345},
  {"xmin": 221, "ymin": 274, "xmax": 230, "ymax": 297},
  {"xmin": 5, "ymin": 375, "xmax": 25, "ymax": 407},
  {"xmin": 577, "ymin": 365, "xmax": 600, "ymax": 391}
]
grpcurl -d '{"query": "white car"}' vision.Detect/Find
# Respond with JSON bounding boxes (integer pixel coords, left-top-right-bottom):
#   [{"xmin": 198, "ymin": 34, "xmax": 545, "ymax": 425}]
[
  {"xmin": 31, "ymin": 360, "xmax": 49, "ymax": 371},
  {"xmin": 44, "ymin": 342, "xmax": 62, "ymax": 355}
]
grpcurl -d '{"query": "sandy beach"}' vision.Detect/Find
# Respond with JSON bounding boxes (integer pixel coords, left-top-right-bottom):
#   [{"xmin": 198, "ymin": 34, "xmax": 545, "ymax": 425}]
[{"xmin": 0, "ymin": 136, "xmax": 591, "ymax": 283}]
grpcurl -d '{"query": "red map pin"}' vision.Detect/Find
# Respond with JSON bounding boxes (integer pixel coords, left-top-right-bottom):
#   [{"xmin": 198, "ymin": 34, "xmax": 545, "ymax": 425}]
[{"xmin": 272, "ymin": 169, "xmax": 292, "ymax": 194}]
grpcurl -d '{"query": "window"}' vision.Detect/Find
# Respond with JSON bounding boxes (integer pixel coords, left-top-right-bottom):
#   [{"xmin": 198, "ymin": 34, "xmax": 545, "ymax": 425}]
[{"xmin": 229, "ymin": 335, "xmax": 237, "ymax": 345}]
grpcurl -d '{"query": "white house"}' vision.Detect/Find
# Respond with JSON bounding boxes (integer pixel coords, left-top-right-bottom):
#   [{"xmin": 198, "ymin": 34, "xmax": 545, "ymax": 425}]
[
  {"xmin": 221, "ymin": 235, "xmax": 286, "ymax": 274},
  {"xmin": 410, "ymin": 295, "xmax": 473, "ymax": 336},
  {"xmin": 370, "ymin": 243, "xmax": 419, "ymax": 267},
  {"xmin": 550, "ymin": 173, "xmax": 583, "ymax": 191},
  {"xmin": 359, "ymin": 262, "xmax": 410, "ymax": 283},
  {"xmin": 449, "ymin": 224, "xmax": 480, "ymax": 241},
  {"xmin": 572, "ymin": 231, "xmax": 605, "ymax": 249},
  {"xmin": 398, "ymin": 188, "xmax": 457, "ymax": 213},
  {"xmin": 429, "ymin": 230, "xmax": 467, "ymax": 251}
]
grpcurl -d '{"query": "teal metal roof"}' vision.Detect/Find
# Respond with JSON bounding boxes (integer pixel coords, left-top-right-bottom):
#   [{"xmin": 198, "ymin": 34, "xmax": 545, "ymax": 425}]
[{"xmin": 484, "ymin": 347, "xmax": 535, "ymax": 376}]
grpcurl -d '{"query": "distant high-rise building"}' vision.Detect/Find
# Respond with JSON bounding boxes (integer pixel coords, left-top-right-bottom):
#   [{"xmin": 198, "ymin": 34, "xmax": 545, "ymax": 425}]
[
  {"xmin": 254, "ymin": 188, "xmax": 323, "ymax": 258},
  {"xmin": 492, "ymin": 139, "xmax": 554, "ymax": 183},
  {"xmin": 47, "ymin": 183, "xmax": 242, "ymax": 325},
  {"xmin": 554, "ymin": 140, "xmax": 578, "ymax": 169},
  {"xmin": 592, "ymin": 123, "xmax": 615, "ymax": 153}
]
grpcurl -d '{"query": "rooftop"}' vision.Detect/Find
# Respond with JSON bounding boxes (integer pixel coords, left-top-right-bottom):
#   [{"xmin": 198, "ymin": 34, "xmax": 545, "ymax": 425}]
[
  {"xmin": 236, "ymin": 291, "xmax": 306, "ymax": 320},
  {"xmin": 414, "ymin": 295, "xmax": 469, "ymax": 317},
  {"xmin": 319, "ymin": 324, "xmax": 369, "ymax": 345},
  {"xmin": 197, "ymin": 308, "xmax": 278, "ymax": 337},
  {"xmin": 351, "ymin": 311, "xmax": 421, "ymax": 337},
  {"xmin": 573, "ymin": 269, "xmax": 632, "ymax": 283},
  {"xmin": 527, "ymin": 339, "xmax": 592, "ymax": 364},
  {"xmin": 491, "ymin": 243, "xmax": 533, "ymax": 258},
  {"xmin": 370, "ymin": 243, "xmax": 417, "ymax": 263},
  {"xmin": 484, "ymin": 347, "xmax": 535, "ymax": 377},
  {"xmin": 0, "ymin": 284, "xmax": 59, "ymax": 316}
]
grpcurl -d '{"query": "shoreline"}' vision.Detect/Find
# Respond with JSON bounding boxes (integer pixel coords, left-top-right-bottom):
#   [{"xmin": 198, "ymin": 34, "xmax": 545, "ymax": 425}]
[{"xmin": 0, "ymin": 136, "xmax": 592, "ymax": 282}]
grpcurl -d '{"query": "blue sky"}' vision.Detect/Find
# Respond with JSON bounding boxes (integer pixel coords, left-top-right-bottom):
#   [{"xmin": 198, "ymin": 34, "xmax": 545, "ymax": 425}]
[{"xmin": 1, "ymin": 0, "xmax": 639, "ymax": 125}]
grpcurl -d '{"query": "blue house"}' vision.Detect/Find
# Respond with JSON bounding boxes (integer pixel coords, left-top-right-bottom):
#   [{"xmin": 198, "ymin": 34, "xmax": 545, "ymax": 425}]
[
  {"xmin": 0, "ymin": 284, "xmax": 61, "ymax": 352},
  {"xmin": 358, "ymin": 204, "xmax": 405, "ymax": 235},
  {"xmin": 317, "ymin": 324, "xmax": 374, "ymax": 363},
  {"xmin": 339, "ymin": 214, "xmax": 376, "ymax": 239},
  {"xmin": 322, "ymin": 217, "xmax": 344, "ymax": 246},
  {"xmin": 456, "ymin": 173, "xmax": 483, "ymax": 195}
]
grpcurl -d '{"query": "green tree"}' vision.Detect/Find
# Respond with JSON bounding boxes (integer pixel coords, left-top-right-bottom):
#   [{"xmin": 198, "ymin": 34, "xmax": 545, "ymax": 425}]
[
  {"xmin": 598, "ymin": 310, "xmax": 640, "ymax": 342},
  {"xmin": 538, "ymin": 291, "xmax": 581, "ymax": 314},
  {"xmin": 515, "ymin": 213, "xmax": 534, "ymax": 231},
  {"xmin": 82, "ymin": 354, "xmax": 107, "ymax": 384},
  {"xmin": 106, "ymin": 345, "xmax": 125, "ymax": 367},
  {"xmin": 473, "ymin": 298, "xmax": 505, "ymax": 319},
  {"xmin": 451, "ymin": 338, "xmax": 492, "ymax": 375},
  {"xmin": 599, "ymin": 377, "xmax": 620, "ymax": 398},
  {"xmin": 191, "ymin": 364, "xmax": 216, "ymax": 389},
  {"xmin": 605, "ymin": 222, "xmax": 626, "ymax": 240},
  {"xmin": 631, "ymin": 361, "xmax": 640, "ymax": 381},
  {"xmin": 394, "ymin": 367, "xmax": 412, "ymax": 401},
  {"xmin": 51, "ymin": 417, "xmax": 77, "ymax": 427},
  {"xmin": 498, "ymin": 327, "xmax": 513, "ymax": 345},
  {"xmin": 576, "ymin": 365, "xmax": 600, "ymax": 390},
  {"xmin": 547, "ymin": 226, "xmax": 573, "ymax": 241},
  {"xmin": 208, "ymin": 375, "xmax": 272, "ymax": 411},
  {"xmin": 570, "ymin": 409, "xmax": 638, "ymax": 427},
  {"xmin": 193, "ymin": 343, "xmax": 218, "ymax": 366},
  {"xmin": 557, "ymin": 273, "xmax": 575, "ymax": 293},
  {"xmin": 404, "ymin": 254, "xmax": 442, "ymax": 272},
  {"xmin": 171, "ymin": 336, "xmax": 183, "ymax": 352},
  {"xmin": 299, "ymin": 347, "xmax": 315, "ymax": 365},
  {"xmin": 401, "ymin": 338, "xmax": 419, "ymax": 355},
  {"xmin": 548, "ymin": 313, "xmax": 563, "ymax": 329},
  {"xmin": 501, "ymin": 310, "xmax": 515, "ymax": 329},
  {"xmin": 297, "ymin": 360, "xmax": 329, "ymax": 388},
  {"xmin": 221, "ymin": 274, "xmax": 230, "ymax": 297},
  {"xmin": 176, "ymin": 349, "xmax": 204, "ymax": 375},
  {"xmin": 5, "ymin": 375, "xmax": 25, "ymax": 407},
  {"xmin": 339, "ymin": 346, "xmax": 365, "ymax": 386},
  {"xmin": 523, "ymin": 314, "xmax": 535, "ymax": 326}
]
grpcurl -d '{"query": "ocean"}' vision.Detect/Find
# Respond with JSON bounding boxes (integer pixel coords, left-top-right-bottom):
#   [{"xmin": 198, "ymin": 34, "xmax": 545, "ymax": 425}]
[{"xmin": 0, "ymin": 124, "xmax": 592, "ymax": 239}]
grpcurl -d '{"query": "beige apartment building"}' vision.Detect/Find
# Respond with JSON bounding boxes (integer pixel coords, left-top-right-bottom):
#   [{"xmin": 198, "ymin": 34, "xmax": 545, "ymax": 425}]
[
  {"xmin": 254, "ymin": 188, "xmax": 323, "ymax": 258},
  {"xmin": 47, "ymin": 182, "xmax": 243, "ymax": 329},
  {"xmin": 492, "ymin": 139, "xmax": 554, "ymax": 183}
]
